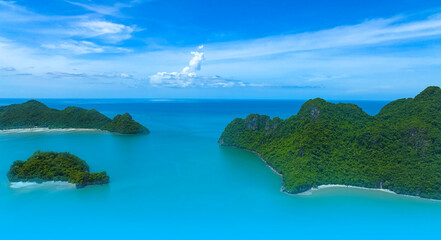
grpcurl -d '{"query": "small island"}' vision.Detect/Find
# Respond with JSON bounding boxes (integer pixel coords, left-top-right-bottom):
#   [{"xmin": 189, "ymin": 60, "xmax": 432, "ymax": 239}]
[
  {"xmin": 219, "ymin": 86, "xmax": 441, "ymax": 200},
  {"xmin": 7, "ymin": 151, "xmax": 109, "ymax": 188},
  {"xmin": 0, "ymin": 100, "xmax": 150, "ymax": 134}
]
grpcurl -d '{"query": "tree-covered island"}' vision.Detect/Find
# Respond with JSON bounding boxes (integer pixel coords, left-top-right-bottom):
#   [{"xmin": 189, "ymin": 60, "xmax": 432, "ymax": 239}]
[
  {"xmin": 0, "ymin": 100, "xmax": 150, "ymax": 134},
  {"xmin": 219, "ymin": 86, "xmax": 441, "ymax": 200},
  {"xmin": 7, "ymin": 151, "xmax": 109, "ymax": 188}
]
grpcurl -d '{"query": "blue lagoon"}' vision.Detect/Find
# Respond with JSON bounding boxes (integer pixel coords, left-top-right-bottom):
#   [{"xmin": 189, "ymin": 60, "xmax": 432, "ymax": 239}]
[{"xmin": 0, "ymin": 99, "xmax": 440, "ymax": 239}]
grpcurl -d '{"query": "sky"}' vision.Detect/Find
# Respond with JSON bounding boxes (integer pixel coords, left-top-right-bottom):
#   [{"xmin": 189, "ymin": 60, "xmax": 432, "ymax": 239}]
[{"xmin": 0, "ymin": 0, "xmax": 440, "ymax": 99}]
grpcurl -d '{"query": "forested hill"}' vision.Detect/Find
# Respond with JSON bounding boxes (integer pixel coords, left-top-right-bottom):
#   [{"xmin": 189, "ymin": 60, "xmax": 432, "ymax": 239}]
[
  {"xmin": 0, "ymin": 100, "xmax": 150, "ymax": 134},
  {"xmin": 219, "ymin": 86, "xmax": 441, "ymax": 200},
  {"xmin": 7, "ymin": 151, "xmax": 109, "ymax": 188}
]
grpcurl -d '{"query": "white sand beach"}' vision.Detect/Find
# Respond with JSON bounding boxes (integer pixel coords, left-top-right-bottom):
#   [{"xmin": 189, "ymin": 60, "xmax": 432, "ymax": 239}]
[
  {"xmin": 297, "ymin": 184, "xmax": 396, "ymax": 196},
  {"xmin": 9, "ymin": 181, "xmax": 76, "ymax": 190},
  {"xmin": 0, "ymin": 128, "xmax": 102, "ymax": 134}
]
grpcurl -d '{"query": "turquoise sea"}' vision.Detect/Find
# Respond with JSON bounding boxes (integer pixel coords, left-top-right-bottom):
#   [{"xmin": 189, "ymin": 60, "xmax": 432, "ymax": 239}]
[{"xmin": 1, "ymin": 99, "xmax": 440, "ymax": 239}]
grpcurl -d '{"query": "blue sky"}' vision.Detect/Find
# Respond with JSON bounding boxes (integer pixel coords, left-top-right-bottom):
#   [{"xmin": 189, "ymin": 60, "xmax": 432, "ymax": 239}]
[{"xmin": 0, "ymin": 0, "xmax": 440, "ymax": 99}]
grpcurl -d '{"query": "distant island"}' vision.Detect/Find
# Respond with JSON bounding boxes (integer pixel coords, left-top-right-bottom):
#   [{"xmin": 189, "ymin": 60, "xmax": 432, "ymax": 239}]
[
  {"xmin": 219, "ymin": 86, "xmax": 441, "ymax": 200},
  {"xmin": 7, "ymin": 151, "xmax": 109, "ymax": 188},
  {"xmin": 0, "ymin": 100, "xmax": 150, "ymax": 134}
]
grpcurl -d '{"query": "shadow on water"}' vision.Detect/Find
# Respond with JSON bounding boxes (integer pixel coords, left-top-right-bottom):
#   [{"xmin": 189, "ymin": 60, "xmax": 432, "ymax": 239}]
[{"xmin": 218, "ymin": 145, "xmax": 282, "ymax": 192}]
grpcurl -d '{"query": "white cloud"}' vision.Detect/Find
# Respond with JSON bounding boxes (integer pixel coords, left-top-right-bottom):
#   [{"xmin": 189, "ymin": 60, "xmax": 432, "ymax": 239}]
[
  {"xmin": 66, "ymin": 0, "xmax": 145, "ymax": 17},
  {"xmin": 305, "ymin": 73, "xmax": 349, "ymax": 82},
  {"xmin": 0, "ymin": 1, "xmax": 81, "ymax": 23},
  {"xmin": 149, "ymin": 45, "xmax": 251, "ymax": 88},
  {"xmin": 1, "ymin": 5, "xmax": 441, "ymax": 96},
  {"xmin": 0, "ymin": 36, "xmax": 73, "ymax": 74},
  {"xmin": 47, "ymin": 71, "xmax": 134, "ymax": 79},
  {"xmin": 77, "ymin": 20, "xmax": 130, "ymax": 35},
  {"xmin": 206, "ymin": 14, "xmax": 441, "ymax": 60},
  {"xmin": 0, "ymin": 66, "xmax": 15, "ymax": 71},
  {"xmin": 43, "ymin": 41, "xmax": 104, "ymax": 54},
  {"xmin": 0, "ymin": 1, "xmax": 136, "ymax": 43},
  {"xmin": 73, "ymin": 20, "xmax": 135, "ymax": 42},
  {"xmin": 66, "ymin": 1, "xmax": 122, "ymax": 16},
  {"xmin": 149, "ymin": 73, "xmax": 249, "ymax": 88},
  {"xmin": 182, "ymin": 46, "xmax": 204, "ymax": 74},
  {"xmin": 0, "ymin": 0, "xmax": 47, "ymax": 22},
  {"xmin": 43, "ymin": 71, "xmax": 138, "ymax": 88},
  {"xmin": 42, "ymin": 40, "xmax": 131, "ymax": 54}
]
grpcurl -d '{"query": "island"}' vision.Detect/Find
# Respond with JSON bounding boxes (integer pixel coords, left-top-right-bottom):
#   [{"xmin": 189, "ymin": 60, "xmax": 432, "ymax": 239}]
[
  {"xmin": 219, "ymin": 86, "xmax": 441, "ymax": 200},
  {"xmin": 7, "ymin": 151, "xmax": 109, "ymax": 188},
  {"xmin": 0, "ymin": 100, "xmax": 150, "ymax": 134}
]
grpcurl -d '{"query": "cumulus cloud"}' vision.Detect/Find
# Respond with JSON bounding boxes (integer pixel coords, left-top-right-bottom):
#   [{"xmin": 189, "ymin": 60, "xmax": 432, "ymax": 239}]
[{"xmin": 149, "ymin": 45, "xmax": 250, "ymax": 88}]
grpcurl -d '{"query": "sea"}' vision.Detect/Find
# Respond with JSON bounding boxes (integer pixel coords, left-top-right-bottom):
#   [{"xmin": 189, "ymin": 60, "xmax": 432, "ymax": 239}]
[{"xmin": 0, "ymin": 99, "xmax": 440, "ymax": 240}]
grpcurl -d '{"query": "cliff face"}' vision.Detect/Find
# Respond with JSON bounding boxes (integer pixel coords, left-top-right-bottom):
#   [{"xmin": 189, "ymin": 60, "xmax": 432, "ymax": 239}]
[
  {"xmin": 0, "ymin": 100, "xmax": 149, "ymax": 134},
  {"xmin": 219, "ymin": 86, "xmax": 441, "ymax": 199}
]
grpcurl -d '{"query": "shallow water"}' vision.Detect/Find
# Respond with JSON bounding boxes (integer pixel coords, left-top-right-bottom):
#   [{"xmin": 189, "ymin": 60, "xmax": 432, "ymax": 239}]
[{"xmin": 0, "ymin": 99, "xmax": 440, "ymax": 240}]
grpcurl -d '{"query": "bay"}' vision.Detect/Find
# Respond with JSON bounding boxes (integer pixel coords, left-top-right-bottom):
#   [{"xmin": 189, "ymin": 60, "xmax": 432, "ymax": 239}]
[{"xmin": 0, "ymin": 99, "xmax": 439, "ymax": 239}]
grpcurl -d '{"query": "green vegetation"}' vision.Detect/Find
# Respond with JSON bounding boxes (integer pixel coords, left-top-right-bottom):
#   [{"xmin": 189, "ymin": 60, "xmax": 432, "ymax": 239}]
[
  {"xmin": 0, "ymin": 100, "xmax": 150, "ymax": 134},
  {"xmin": 102, "ymin": 113, "xmax": 149, "ymax": 134},
  {"xmin": 219, "ymin": 86, "xmax": 441, "ymax": 200},
  {"xmin": 7, "ymin": 151, "xmax": 109, "ymax": 188}
]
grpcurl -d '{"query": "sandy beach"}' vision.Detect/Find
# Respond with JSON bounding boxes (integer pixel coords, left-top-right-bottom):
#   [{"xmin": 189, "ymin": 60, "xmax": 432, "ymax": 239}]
[
  {"xmin": 297, "ymin": 184, "xmax": 395, "ymax": 195},
  {"xmin": 229, "ymin": 145, "xmax": 441, "ymax": 201},
  {"xmin": 0, "ymin": 128, "xmax": 103, "ymax": 134},
  {"xmin": 9, "ymin": 181, "xmax": 76, "ymax": 190}
]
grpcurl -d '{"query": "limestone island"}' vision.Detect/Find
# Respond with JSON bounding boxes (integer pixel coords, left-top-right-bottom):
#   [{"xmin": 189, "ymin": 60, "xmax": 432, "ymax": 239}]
[
  {"xmin": 219, "ymin": 86, "xmax": 441, "ymax": 200},
  {"xmin": 7, "ymin": 151, "xmax": 109, "ymax": 188},
  {"xmin": 0, "ymin": 100, "xmax": 150, "ymax": 134}
]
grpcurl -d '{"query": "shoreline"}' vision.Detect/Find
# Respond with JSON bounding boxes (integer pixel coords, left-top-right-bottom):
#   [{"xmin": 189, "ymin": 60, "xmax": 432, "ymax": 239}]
[
  {"xmin": 9, "ymin": 181, "xmax": 76, "ymax": 189},
  {"xmin": 221, "ymin": 144, "xmax": 282, "ymax": 177},
  {"xmin": 296, "ymin": 184, "xmax": 395, "ymax": 196},
  {"xmin": 296, "ymin": 184, "xmax": 441, "ymax": 202},
  {"xmin": 0, "ymin": 128, "xmax": 103, "ymax": 134},
  {"xmin": 221, "ymin": 143, "xmax": 441, "ymax": 202}
]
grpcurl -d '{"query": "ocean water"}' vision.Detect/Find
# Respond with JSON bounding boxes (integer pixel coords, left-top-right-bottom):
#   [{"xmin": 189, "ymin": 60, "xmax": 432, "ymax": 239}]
[{"xmin": 0, "ymin": 99, "xmax": 440, "ymax": 240}]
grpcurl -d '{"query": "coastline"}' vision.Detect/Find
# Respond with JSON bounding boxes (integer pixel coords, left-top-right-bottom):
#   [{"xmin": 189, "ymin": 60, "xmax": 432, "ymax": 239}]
[
  {"xmin": 220, "ymin": 144, "xmax": 282, "ymax": 177},
  {"xmin": 297, "ymin": 184, "xmax": 395, "ymax": 196},
  {"xmin": 297, "ymin": 184, "xmax": 441, "ymax": 202},
  {"xmin": 0, "ymin": 128, "xmax": 103, "ymax": 134},
  {"xmin": 9, "ymin": 181, "xmax": 76, "ymax": 189},
  {"xmin": 221, "ymin": 143, "xmax": 441, "ymax": 202}
]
